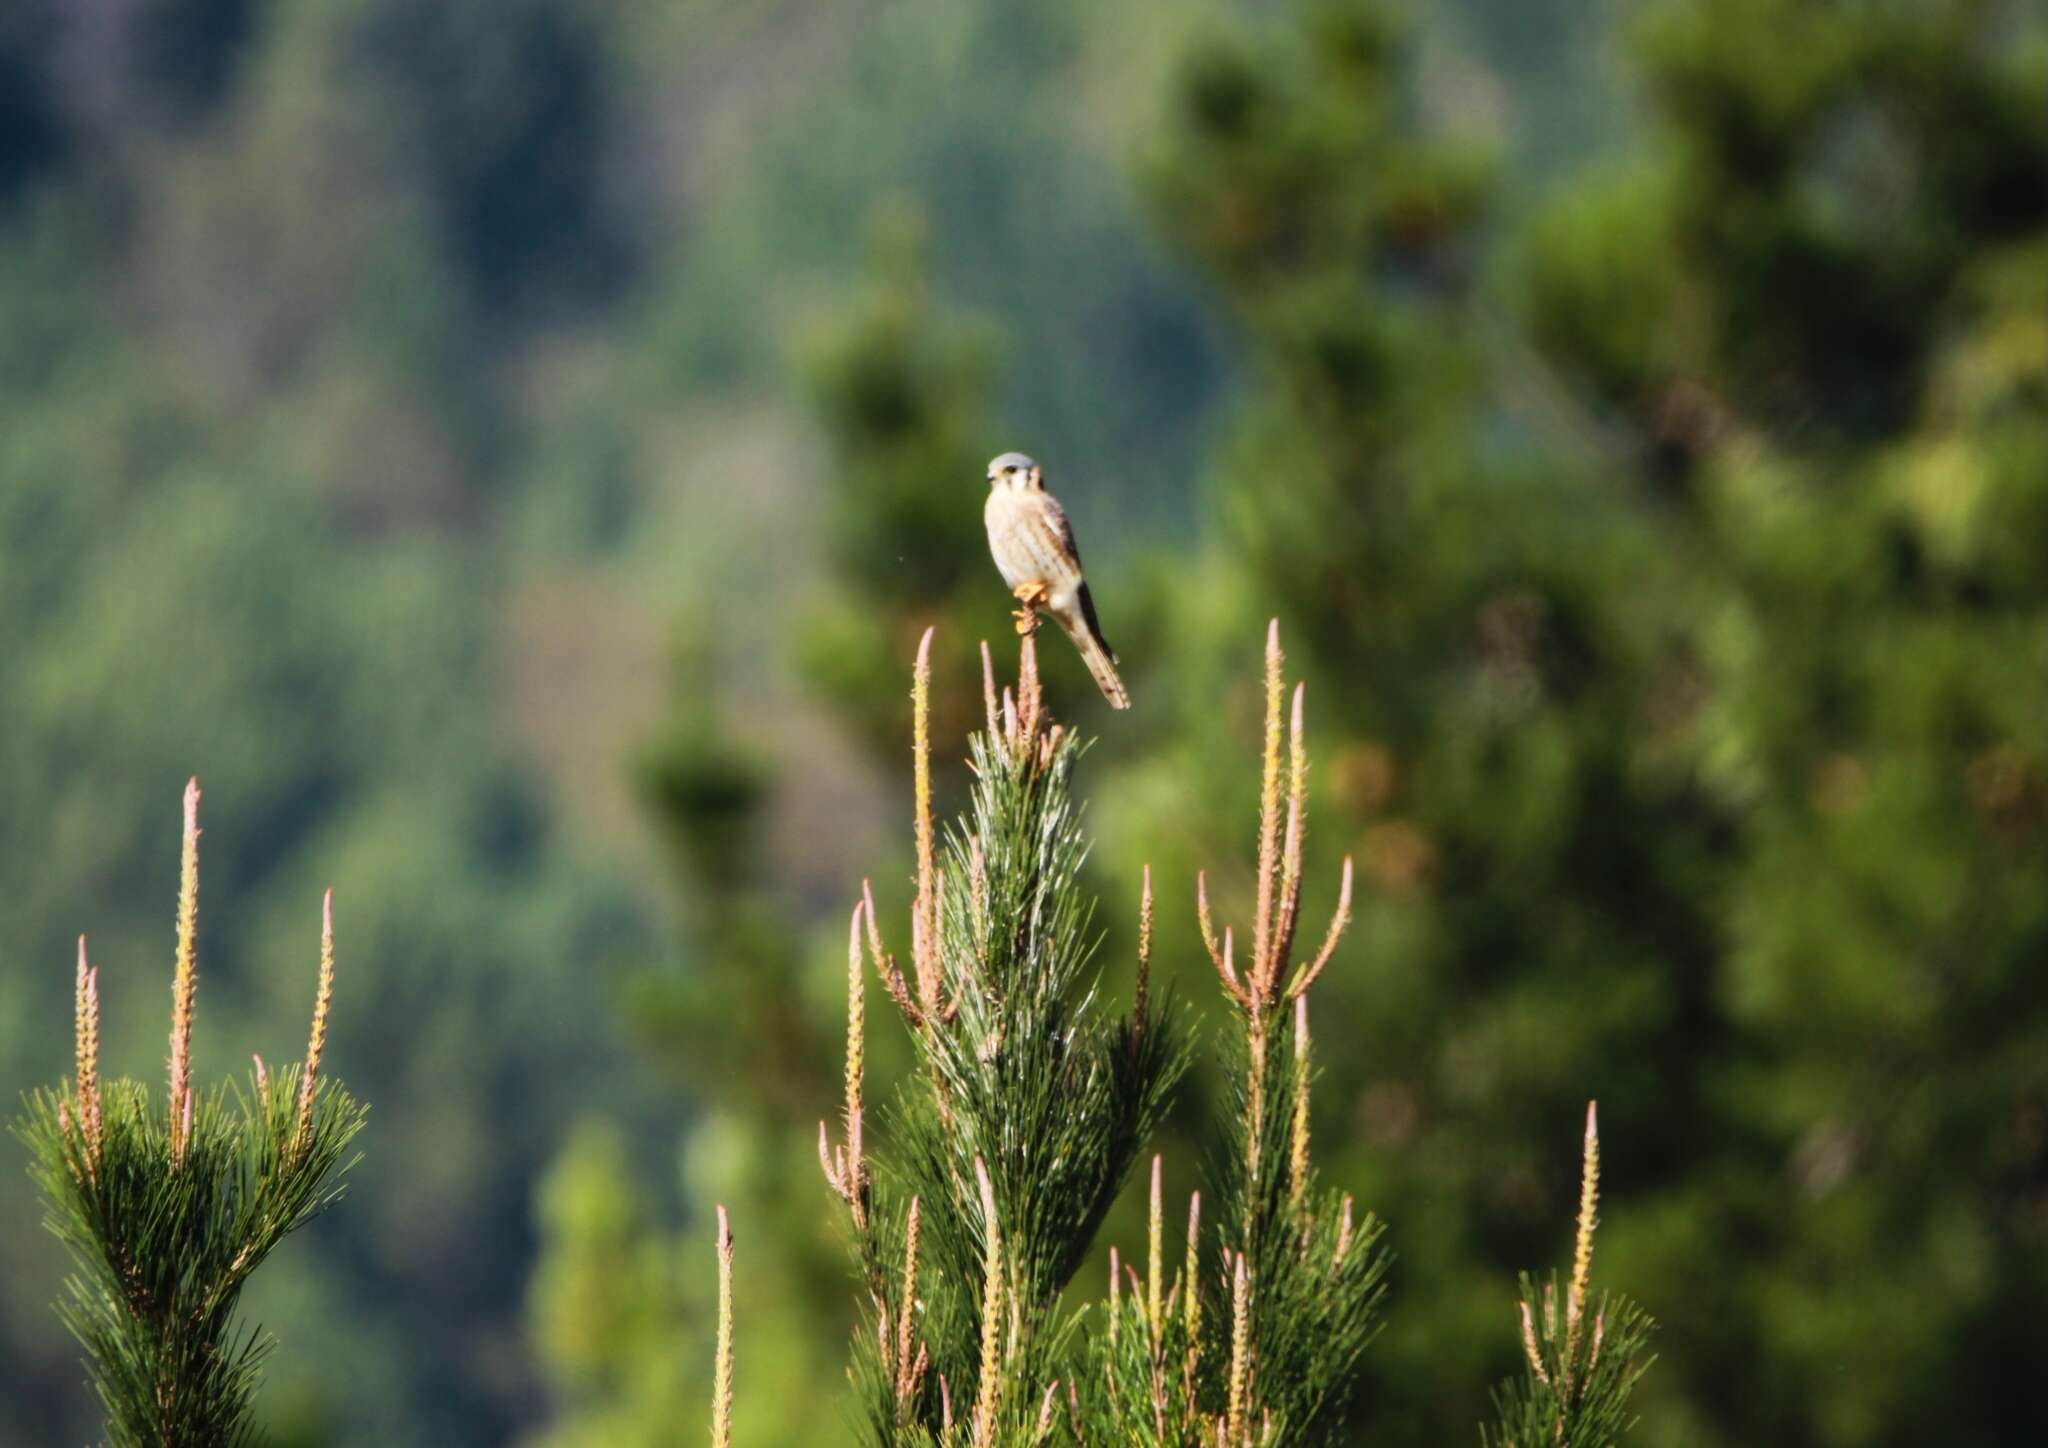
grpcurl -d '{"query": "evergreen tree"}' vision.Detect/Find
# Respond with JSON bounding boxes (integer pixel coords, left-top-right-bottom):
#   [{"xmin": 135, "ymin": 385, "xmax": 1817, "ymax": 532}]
[
  {"xmin": 1132, "ymin": 0, "xmax": 2048, "ymax": 1442},
  {"xmin": 798, "ymin": 625, "xmax": 1648, "ymax": 1445},
  {"xmin": 1128, "ymin": 6, "xmax": 1671, "ymax": 1437},
  {"xmin": 819, "ymin": 629, "xmax": 1189, "ymax": 1442},
  {"xmin": 1512, "ymin": 4, "xmax": 2048, "ymax": 1440}
]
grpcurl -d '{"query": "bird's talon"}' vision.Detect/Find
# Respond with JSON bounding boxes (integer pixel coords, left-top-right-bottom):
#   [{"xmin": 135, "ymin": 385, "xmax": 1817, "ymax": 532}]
[{"xmin": 1011, "ymin": 582, "xmax": 1046, "ymax": 635}]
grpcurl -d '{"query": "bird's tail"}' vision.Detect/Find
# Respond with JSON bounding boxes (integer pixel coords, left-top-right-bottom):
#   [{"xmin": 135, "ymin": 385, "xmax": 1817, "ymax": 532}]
[{"xmin": 1062, "ymin": 584, "xmax": 1131, "ymax": 710}]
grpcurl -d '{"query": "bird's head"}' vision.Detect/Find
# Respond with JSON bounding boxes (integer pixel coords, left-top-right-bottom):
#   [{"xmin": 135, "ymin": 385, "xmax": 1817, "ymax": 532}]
[{"xmin": 987, "ymin": 452, "xmax": 1042, "ymax": 492}]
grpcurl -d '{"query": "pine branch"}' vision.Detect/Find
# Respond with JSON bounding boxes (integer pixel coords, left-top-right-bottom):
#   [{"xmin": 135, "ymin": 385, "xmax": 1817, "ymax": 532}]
[
  {"xmin": 1192, "ymin": 622, "xmax": 1388, "ymax": 1447},
  {"xmin": 1481, "ymin": 1104, "xmax": 1656, "ymax": 1448},
  {"xmin": 14, "ymin": 782, "xmax": 366, "ymax": 1448}
]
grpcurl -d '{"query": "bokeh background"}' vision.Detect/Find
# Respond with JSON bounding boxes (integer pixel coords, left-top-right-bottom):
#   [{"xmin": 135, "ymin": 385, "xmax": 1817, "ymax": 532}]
[{"xmin": 5, "ymin": 1, "xmax": 2047, "ymax": 1444}]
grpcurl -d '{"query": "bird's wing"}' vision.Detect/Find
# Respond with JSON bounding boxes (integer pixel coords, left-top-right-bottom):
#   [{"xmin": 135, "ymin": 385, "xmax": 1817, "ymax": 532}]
[{"xmin": 1036, "ymin": 491, "xmax": 1082, "ymax": 569}]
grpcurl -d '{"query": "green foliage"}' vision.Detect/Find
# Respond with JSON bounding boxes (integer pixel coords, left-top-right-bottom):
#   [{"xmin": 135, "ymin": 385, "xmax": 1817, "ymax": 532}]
[
  {"xmin": 602, "ymin": 11, "xmax": 1662, "ymax": 1439},
  {"xmin": 1481, "ymin": 1277, "xmax": 1654, "ymax": 1448},
  {"xmin": 800, "ymin": 632, "xmax": 1642, "ymax": 1446},
  {"xmin": 524, "ymin": 1122, "xmax": 705, "ymax": 1448},
  {"xmin": 1127, "ymin": 8, "xmax": 1682, "ymax": 1438},
  {"xmin": 1479, "ymin": 1109, "xmax": 1655, "ymax": 1448},
  {"xmin": 0, "ymin": 11, "xmax": 649, "ymax": 1438},
  {"xmin": 902, "ymin": 728, "xmax": 1185, "ymax": 1307},
  {"xmin": 821, "ymin": 641, "xmax": 1190, "ymax": 1444},
  {"xmin": 19, "ymin": 1074, "xmax": 366, "ymax": 1448},
  {"xmin": 1, "ymin": 2, "xmax": 1647, "ymax": 1445},
  {"xmin": 525, "ymin": 196, "xmax": 1163, "ymax": 1447},
  {"xmin": 1516, "ymin": 4, "xmax": 2048, "ymax": 1442},
  {"xmin": 1202, "ymin": 1037, "xmax": 1391, "ymax": 1447},
  {"xmin": 1124, "ymin": 0, "xmax": 2048, "ymax": 1443},
  {"xmin": 13, "ymin": 793, "xmax": 364, "ymax": 1448}
]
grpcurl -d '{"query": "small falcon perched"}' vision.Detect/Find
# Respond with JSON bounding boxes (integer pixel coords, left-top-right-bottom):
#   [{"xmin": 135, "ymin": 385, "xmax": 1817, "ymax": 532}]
[{"xmin": 983, "ymin": 451, "xmax": 1131, "ymax": 709}]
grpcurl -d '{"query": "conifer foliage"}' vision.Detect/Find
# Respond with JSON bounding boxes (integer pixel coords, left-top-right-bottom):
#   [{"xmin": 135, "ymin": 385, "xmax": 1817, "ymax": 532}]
[
  {"xmin": 820, "ymin": 627, "xmax": 1190, "ymax": 1444},
  {"xmin": 795, "ymin": 624, "xmax": 1652, "ymax": 1444},
  {"xmin": 16, "ymin": 780, "xmax": 366, "ymax": 1448},
  {"xmin": 1481, "ymin": 1106, "xmax": 1654, "ymax": 1448},
  {"xmin": 1178, "ymin": 621, "xmax": 1384, "ymax": 1446}
]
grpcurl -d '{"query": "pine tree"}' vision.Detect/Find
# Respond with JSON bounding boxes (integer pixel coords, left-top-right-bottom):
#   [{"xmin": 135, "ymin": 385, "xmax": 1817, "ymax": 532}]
[
  {"xmin": 1134, "ymin": 0, "xmax": 2048, "ymax": 1441},
  {"xmin": 15, "ymin": 780, "xmax": 366, "ymax": 1448},
  {"xmin": 801, "ymin": 624, "xmax": 1650, "ymax": 1444},
  {"xmin": 1128, "ymin": 5, "xmax": 1681, "ymax": 1437},
  {"xmin": 817, "ymin": 627, "xmax": 1190, "ymax": 1443},
  {"xmin": 1513, "ymin": 4, "xmax": 2048, "ymax": 1439}
]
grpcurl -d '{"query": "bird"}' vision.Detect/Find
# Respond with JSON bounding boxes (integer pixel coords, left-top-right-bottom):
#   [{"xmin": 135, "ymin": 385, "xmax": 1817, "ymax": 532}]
[{"xmin": 983, "ymin": 451, "xmax": 1130, "ymax": 709}]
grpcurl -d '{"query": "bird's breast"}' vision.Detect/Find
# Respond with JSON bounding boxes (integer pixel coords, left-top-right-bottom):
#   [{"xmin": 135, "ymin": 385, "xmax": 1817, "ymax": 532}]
[{"xmin": 985, "ymin": 490, "xmax": 1039, "ymax": 590}]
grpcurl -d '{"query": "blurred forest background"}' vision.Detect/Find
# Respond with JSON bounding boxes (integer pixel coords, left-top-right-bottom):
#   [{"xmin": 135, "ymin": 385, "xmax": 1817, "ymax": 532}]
[{"xmin": 4, "ymin": 1, "xmax": 2046, "ymax": 1445}]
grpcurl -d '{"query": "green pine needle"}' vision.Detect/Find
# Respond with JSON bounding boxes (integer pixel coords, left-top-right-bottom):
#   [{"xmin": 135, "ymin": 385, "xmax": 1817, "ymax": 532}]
[{"xmin": 18, "ymin": 1057, "xmax": 365, "ymax": 1445}]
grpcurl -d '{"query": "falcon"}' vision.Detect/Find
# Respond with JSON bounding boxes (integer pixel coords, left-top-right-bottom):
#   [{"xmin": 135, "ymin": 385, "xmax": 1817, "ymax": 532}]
[{"xmin": 983, "ymin": 452, "xmax": 1130, "ymax": 709}]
